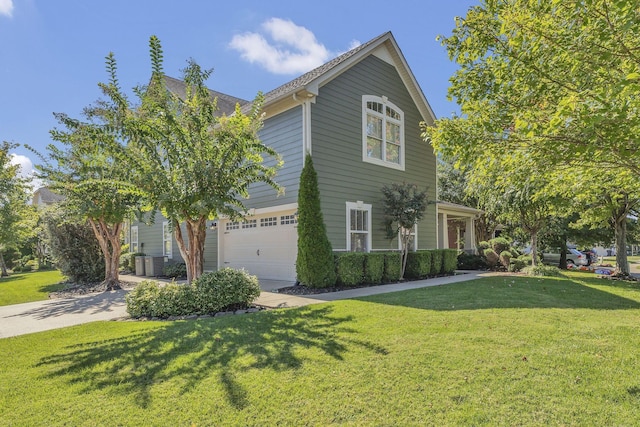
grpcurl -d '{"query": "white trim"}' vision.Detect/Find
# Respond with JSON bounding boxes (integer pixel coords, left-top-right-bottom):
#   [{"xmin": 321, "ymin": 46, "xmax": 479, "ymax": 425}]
[
  {"xmin": 362, "ymin": 95, "xmax": 405, "ymax": 171},
  {"xmin": 346, "ymin": 201, "xmax": 372, "ymax": 252},
  {"xmin": 130, "ymin": 225, "xmax": 139, "ymax": 253},
  {"xmin": 162, "ymin": 221, "xmax": 173, "ymax": 259}
]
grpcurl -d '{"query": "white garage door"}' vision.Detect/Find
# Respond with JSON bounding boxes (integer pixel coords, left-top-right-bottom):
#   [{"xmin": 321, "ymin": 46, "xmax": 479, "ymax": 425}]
[{"xmin": 222, "ymin": 211, "xmax": 297, "ymax": 281}]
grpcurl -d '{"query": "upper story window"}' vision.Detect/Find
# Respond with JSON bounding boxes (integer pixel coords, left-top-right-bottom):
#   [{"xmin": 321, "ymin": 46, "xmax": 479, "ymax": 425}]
[{"xmin": 362, "ymin": 95, "xmax": 404, "ymax": 170}]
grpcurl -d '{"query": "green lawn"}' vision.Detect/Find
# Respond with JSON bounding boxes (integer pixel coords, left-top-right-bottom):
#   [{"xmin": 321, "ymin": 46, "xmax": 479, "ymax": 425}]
[
  {"xmin": 0, "ymin": 270, "xmax": 66, "ymax": 306},
  {"xmin": 1, "ymin": 272, "xmax": 640, "ymax": 425}
]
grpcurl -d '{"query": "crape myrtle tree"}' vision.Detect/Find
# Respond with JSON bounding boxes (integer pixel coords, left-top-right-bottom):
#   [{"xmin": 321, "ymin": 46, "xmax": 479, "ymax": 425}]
[
  {"xmin": 381, "ymin": 182, "xmax": 429, "ymax": 279},
  {"xmin": 0, "ymin": 142, "xmax": 32, "ymax": 276},
  {"xmin": 296, "ymin": 154, "xmax": 336, "ymax": 288},
  {"xmin": 36, "ymin": 108, "xmax": 143, "ymax": 289},
  {"xmin": 424, "ymin": 0, "xmax": 640, "ymax": 175},
  {"xmin": 103, "ymin": 36, "xmax": 282, "ymax": 283}
]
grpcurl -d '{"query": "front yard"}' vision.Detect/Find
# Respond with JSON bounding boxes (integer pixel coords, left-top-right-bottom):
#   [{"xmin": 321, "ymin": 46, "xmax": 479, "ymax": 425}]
[
  {"xmin": 1, "ymin": 272, "xmax": 639, "ymax": 425},
  {"xmin": 0, "ymin": 270, "xmax": 65, "ymax": 306}
]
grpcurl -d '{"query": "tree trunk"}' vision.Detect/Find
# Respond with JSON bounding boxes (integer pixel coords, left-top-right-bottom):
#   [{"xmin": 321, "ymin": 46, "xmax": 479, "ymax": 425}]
[
  {"xmin": 0, "ymin": 251, "xmax": 8, "ymax": 277},
  {"xmin": 614, "ymin": 215, "xmax": 629, "ymax": 276},
  {"xmin": 88, "ymin": 218, "xmax": 122, "ymax": 290},
  {"xmin": 173, "ymin": 216, "xmax": 207, "ymax": 284},
  {"xmin": 530, "ymin": 229, "xmax": 539, "ymax": 266},
  {"xmin": 559, "ymin": 240, "xmax": 568, "ymax": 270}
]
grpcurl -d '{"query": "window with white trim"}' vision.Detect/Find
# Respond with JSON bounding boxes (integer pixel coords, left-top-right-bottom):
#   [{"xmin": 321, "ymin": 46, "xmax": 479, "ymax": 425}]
[
  {"xmin": 242, "ymin": 219, "xmax": 257, "ymax": 229},
  {"xmin": 346, "ymin": 201, "xmax": 372, "ymax": 252},
  {"xmin": 261, "ymin": 217, "xmax": 278, "ymax": 227},
  {"xmin": 162, "ymin": 221, "xmax": 172, "ymax": 258},
  {"xmin": 363, "ymin": 95, "xmax": 404, "ymax": 170},
  {"xmin": 130, "ymin": 226, "xmax": 139, "ymax": 253}
]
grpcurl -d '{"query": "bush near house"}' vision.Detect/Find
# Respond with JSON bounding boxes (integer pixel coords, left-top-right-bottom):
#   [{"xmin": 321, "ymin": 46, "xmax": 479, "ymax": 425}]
[
  {"xmin": 163, "ymin": 263, "xmax": 187, "ymax": 279},
  {"xmin": 383, "ymin": 252, "xmax": 403, "ymax": 283},
  {"xmin": 332, "ymin": 250, "xmax": 458, "ymax": 286},
  {"xmin": 126, "ymin": 268, "xmax": 260, "ymax": 318},
  {"xmin": 457, "ymin": 252, "xmax": 487, "ymax": 270},
  {"xmin": 405, "ymin": 251, "xmax": 432, "ymax": 279},
  {"xmin": 335, "ymin": 253, "xmax": 366, "ymax": 286},
  {"xmin": 364, "ymin": 252, "xmax": 385, "ymax": 284}
]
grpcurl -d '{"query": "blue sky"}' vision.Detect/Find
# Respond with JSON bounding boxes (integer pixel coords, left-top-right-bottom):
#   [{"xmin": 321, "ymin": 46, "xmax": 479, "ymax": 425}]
[{"xmin": 1, "ymin": 0, "xmax": 478, "ymax": 178}]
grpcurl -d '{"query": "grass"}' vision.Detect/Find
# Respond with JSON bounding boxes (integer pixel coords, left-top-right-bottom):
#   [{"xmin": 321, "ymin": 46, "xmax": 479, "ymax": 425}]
[
  {"xmin": 0, "ymin": 270, "xmax": 65, "ymax": 306},
  {"xmin": 1, "ymin": 271, "xmax": 640, "ymax": 425}
]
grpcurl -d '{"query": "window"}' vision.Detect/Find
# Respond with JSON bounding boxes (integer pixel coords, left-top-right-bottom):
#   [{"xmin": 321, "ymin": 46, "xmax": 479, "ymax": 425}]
[
  {"xmin": 261, "ymin": 217, "xmax": 278, "ymax": 227},
  {"xmin": 242, "ymin": 219, "xmax": 257, "ymax": 229},
  {"xmin": 162, "ymin": 221, "xmax": 172, "ymax": 258},
  {"xmin": 130, "ymin": 226, "xmax": 139, "ymax": 253},
  {"xmin": 363, "ymin": 95, "xmax": 404, "ymax": 170},
  {"xmin": 226, "ymin": 221, "xmax": 240, "ymax": 231},
  {"xmin": 281, "ymin": 214, "xmax": 297, "ymax": 225},
  {"xmin": 346, "ymin": 201, "xmax": 372, "ymax": 252}
]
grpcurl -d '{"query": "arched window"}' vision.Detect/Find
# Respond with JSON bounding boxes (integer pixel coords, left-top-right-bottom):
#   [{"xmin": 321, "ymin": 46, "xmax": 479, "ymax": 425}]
[{"xmin": 362, "ymin": 95, "xmax": 404, "ymax": 170}]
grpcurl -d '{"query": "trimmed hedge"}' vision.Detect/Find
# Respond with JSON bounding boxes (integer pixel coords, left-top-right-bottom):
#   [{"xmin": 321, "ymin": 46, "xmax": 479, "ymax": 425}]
[
  {"xmin": 383, "ymin": 252, "xmax": 403, "ymax": 283},
  {"xmin": 431, "ymin": 249, "xmax": 445, "ymax": 275},
  {"xmin": 405, "ymin": 251, "xmax": 432, "ymax": 279},
  {"xmin": 335, "ymin": 253, "xmax": 365, "ymax": 286},
  {"xmin": 442, "ymin": 249, "xmax": 458, "ymax": 274},
  {"xmin": 163, "ymin": 263, "xmax": 187, "ymax": 279},
  {"xmin": 125, "ymin": 268, "xmax": 260, "ymax": 318},
  {"xmin": 364, "ymin": 253, "xmax": 385, "ymax": 284}
]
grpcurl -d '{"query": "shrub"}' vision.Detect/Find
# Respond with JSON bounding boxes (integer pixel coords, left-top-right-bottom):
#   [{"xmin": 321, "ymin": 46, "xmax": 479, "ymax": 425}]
[
  {"xmin": 364, "ymin": 253, "xmax": 384, "ymax": 284},
  {"xmin": 457, "ymin": 253, "xmax": 487, "ymax": 270},
  {"xmin": 442, "ymin": 249, "xmax": 458, "ymax": 274},
  {"xmin": 42, "ymin": 206, "xmax": 104, "ymax": 284},
  {"xmin": 483, "ymin": 248, "xmax": 500, "ymax": 268},
  {"xmin": 163, "ymin": 263, "xmax": 187, "ymax": 279},
  {"xmin": 296, "ymin": 155, "xmax": 337, "ymax": 288},
  {"xmin": 500, "ymin": 250, "xmax": 513, "ymax": 269},
  {"xmin": 335, "ymin": 253, "xmax": 365, "ymax": 286},
  {"xmin": 383, "ymin": 252, "xmax": 402, "ymax": 282},
  {"xmin": 522, "ymin": 265, "xmax": 561, "ymax": 277},
  {"xmin": 126, "ymin": 268, "xmax": 261, "ymax": 319},
  {"xmin": 508, "ymin": 255, "xmax": 531, "ymax": 272},
  {"xmin": 477, "ymin": 241, "xmax": 490, "ymax": 251},
  {"xmin": 431, "ymin": 249, "xmax": 445, "ymax": 275},
  {"xmin": 126, "ymin": 281, "xmax": 161, "ymax": 318},
  {"xmin": 488, "ymin": 237, "xmax": 511, "ymax": 256},
  {"xmin": 405, "ymin": 251, "xmax": 432, "ymax": 279},
  {"xmin": 194, "ymin": 268, "xmax": 261, "ymax": 314}
]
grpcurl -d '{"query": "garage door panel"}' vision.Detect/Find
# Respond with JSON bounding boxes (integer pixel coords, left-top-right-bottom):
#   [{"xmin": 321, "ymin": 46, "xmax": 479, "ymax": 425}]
[{"xmin": 222, "ymin": 211, "xmax": 297, "ymax": 281}]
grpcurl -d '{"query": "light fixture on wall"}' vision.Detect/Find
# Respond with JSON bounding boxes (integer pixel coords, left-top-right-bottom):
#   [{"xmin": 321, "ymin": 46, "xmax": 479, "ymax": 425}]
[{"xmin": 209, "ymin": 221, "xmax": 218, "ymax": 230}]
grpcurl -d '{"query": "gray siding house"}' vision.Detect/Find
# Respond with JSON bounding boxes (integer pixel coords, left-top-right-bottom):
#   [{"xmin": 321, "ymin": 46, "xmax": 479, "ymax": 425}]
[{"xmin": 130, "ymin": 31, "xmax": 441, "ymax": 282}]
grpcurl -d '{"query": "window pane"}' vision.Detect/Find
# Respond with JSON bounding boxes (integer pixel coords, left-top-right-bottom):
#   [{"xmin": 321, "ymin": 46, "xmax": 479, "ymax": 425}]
[
  {"xmin": 386, "ymin": 122, "xmax": 400, "ymax": 144},
  {"xmin": 350, "ymin": 233, "xmax": 368, "ymax": 252},
  {"xmin": 386, "ymin": 142, "xmax": 400, "ymax": 164},
  {"xmin": 367, "ymin": 137, "xmax": 382, "ymax": 159},
  {"xmin": 386, "ymin": 106, "xmax": 400, "ymax": 120},
  {"xmin": 367, "ymin": 115, "xmax": 382, "ymax": 138}
]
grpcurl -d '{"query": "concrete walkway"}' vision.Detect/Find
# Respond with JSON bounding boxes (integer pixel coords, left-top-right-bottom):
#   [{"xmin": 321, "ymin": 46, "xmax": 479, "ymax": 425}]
[{"xmin": 0, "ymin": 271, "xmax": 484, "ymax": 339}]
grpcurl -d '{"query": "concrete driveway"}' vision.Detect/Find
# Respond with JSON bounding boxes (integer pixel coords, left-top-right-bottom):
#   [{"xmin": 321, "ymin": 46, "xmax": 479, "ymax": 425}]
[{"xmin": 0, "ymin": 272, "xmax": 483, "ymax": 339}]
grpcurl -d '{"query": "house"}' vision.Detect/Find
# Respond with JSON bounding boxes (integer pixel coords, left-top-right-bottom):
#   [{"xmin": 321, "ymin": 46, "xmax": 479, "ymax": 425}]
[
  {"xmin": 32, "ymin": 187, "xmax": 65, "ymax": 206},
  {"xmin": 131, "ymin": 31, "xmax": 476, "ymax": 282}
]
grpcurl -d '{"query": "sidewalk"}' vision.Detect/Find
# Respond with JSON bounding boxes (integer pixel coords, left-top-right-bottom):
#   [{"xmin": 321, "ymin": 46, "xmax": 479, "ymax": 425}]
[{"xmin": 0, "ymin": 271, "xmax": 483, "ymax": 339}]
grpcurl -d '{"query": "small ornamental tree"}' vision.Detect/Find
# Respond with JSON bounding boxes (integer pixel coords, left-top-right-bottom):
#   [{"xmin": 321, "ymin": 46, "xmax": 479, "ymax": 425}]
[
  {"xmin": 296, "ymin": 154, "xmax": 336, "ymax": 288},
  {"xmin": 381, "ymin": 182, "xmax": 429, "ymax": 279}
]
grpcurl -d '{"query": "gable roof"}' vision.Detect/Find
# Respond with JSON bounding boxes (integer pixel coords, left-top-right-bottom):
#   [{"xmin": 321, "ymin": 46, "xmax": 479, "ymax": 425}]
[
  {"xmin": 32, "ymin": 187, "xmax": 65, "ymax": 206},
  {"xmin": 260, "ymin": 31, "xmax": 437, "ymax": 124},
  {"xmin": 163, "ymin": 75, "xmax": 248, "ymax": 116}
]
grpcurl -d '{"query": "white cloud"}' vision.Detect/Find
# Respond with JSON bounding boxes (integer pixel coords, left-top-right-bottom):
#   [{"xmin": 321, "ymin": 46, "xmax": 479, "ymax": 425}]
[
  {"xmin": 0, "ymin": 0, "xmax": 14, "ymax": 18},
  {"xmin": 230, "ymin": 18, "xmax": 338, "ymax": 75},
  {"xmin": 10, "ymin": 153, "xmax": 42, "ymax": 190}
]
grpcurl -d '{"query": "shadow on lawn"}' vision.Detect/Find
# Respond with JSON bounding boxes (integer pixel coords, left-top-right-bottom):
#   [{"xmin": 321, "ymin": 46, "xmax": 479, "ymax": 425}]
[
  {"xmin": 355, "ymin": 275, "xmax": 640, "ymax": 311},
  {"xmin": 36, "ymin": 305, "xmax": 386, "ymax": 409}
]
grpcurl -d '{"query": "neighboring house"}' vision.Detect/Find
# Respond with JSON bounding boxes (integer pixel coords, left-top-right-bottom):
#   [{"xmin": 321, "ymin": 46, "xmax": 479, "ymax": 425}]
[
  {"xmin": 32, "ymin": 187, "xmax": 65, "ymax": 206},
  {"xmin": 132, "ymin": 31, "xmax": 476, "ymax": 281}
]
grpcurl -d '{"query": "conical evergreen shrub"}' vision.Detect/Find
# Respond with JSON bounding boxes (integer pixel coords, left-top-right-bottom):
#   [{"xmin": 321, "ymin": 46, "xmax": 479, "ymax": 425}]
[{"xmin": 296, "ymin": 154, "xmax": 337, "ymax": 287}]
